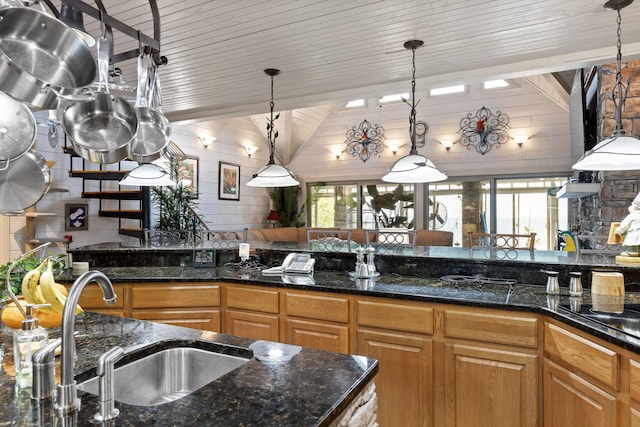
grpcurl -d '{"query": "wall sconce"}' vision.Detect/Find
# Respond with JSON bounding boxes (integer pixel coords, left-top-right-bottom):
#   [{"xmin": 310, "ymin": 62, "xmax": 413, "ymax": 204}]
[
  {"xmin": 330, "ymin": 147, "xmax": 345, "ymax": 159},
  {"xmin": 386, "ymin": 144, "xmax": 403, "ymax": 155},
  {"xmin": 245, "ymin": 146, "xmax": 258, "ymax": 157},
  {"xmin": 511, "ymin": 134, "xmax": 531, "ymax": 146},
  {"xmin": 198, "ymin": 136, "xmax": 216, "ymax": 149},
  {"xmin": 438, "ymin": 139, "xmax": 456, "ymax": 151}
]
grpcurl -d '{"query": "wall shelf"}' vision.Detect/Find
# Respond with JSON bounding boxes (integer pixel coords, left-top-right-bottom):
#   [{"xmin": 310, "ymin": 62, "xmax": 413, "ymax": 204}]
[{"xmin": 556, "ymin": 183, "xmax": 600, "ymax": 199}]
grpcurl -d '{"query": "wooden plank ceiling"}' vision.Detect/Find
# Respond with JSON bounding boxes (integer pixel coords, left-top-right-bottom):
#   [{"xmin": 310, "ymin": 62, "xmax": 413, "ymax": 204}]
[{"xmin": 46, "ymin": 0, "xmax": 640, "ymax": 162}]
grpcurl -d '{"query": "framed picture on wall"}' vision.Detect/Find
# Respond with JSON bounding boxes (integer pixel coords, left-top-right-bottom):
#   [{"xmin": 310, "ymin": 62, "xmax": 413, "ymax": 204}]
[
  {"xmin": 178, "ymin": 157, "xmax": 199, "ymax": 197},
  {"xmin": 219, "ymin": 161, "xmax": 240, "ymax": 201},
  {"xmin": 64, "ymin": 203, "xmax": 88, "ymax": 231}
]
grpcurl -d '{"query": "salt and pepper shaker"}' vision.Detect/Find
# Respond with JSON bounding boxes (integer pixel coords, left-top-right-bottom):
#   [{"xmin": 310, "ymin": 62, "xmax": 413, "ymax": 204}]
[
  {"xmin": 569, "ymin": 272, "xmax": 583, "ymax": 297},
  {"xmin": 366, "ymin": 246, "xmax": 376, "ymax": 275},
  {"xmin": 541, "ymin": 270, "xmax": 560, "ymax": 295},
  {"xmin": 355, "ymin": 246, "xmax": 365, "ymax": 271}
]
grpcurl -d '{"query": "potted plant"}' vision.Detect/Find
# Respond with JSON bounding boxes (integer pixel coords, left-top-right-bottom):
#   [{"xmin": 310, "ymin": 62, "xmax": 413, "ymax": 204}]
[{"xmin": 150, "ymin": 159, "xmax": 205, "ymax": 238}]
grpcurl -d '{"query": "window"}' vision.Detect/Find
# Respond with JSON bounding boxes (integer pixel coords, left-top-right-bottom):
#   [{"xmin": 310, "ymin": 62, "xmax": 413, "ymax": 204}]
[
  {"xmin": 308, "ymin": 183, "xmax": 415, "ymax": 230},
  {"xmin": 309, "ymin": 177, "xmax": 568, "ymax": 250}
]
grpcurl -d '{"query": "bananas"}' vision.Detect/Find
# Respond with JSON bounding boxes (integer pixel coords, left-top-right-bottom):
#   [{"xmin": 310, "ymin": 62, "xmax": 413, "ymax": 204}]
[
  {"xmin": 21, "ymin": 258, "xmax": 82, "ymax": 315},
  {"xmin": 21, "ymin": 260, "xmax": 46, "ymax": 307}
]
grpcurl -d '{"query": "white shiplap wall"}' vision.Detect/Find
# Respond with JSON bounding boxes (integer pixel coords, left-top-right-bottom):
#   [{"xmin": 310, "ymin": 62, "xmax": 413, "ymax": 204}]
[
  {"xmin": 2, "ymin": 77, "xmax": 572, "ymax": 262},
  {"xmin": 288, "ymin": 78, "xmax": 572, "ymax": 183}
]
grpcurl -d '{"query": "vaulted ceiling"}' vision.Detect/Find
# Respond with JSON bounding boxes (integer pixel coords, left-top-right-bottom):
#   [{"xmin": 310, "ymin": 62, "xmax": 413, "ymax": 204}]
[
  {"xmin": 38, "ymin": 0, "xmax": 640, "ymax": 168},
  {"xmin": 52, "ymin": 0, "xmax": 640, "ymax": 124}
]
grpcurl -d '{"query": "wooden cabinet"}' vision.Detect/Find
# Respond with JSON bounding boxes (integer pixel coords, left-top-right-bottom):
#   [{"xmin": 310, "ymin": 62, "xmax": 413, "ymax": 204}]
[
  {"xmin": 543, "ymin": 358, "xmax": 618, "ymax": 427},
  {"xmin": 131, "ymin": 283, "xmax": 221, "ymax": 331},
  {"xmin": 283, "ymin": 291, "xmax": 351, "ymax": 353},
  {"xmin": 223, "ymin": 284, "xmax": 280, "ymax": 341},
  {"xmin": 356, "ymin": 297, "xmax": 433, "ymax": 427},
  {"xmin": 443, "ymin": 342, "xmax": 538, "ymax": 427},
  {"xmin": 441, "ymin": 307, "xmax": 540, "ymax": 427},
  {"xmin": 543, "ymin": 321, "xmax": 622, "ymax": 427},
  {"xmin": 72, "ymin": 283, "xmax": 127, "ymax": 317}
]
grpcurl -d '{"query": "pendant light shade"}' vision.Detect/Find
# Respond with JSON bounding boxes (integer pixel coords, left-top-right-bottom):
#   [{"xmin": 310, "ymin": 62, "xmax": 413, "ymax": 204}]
[
  {"xmin": 247, "ymin": 69, "xmax": 299, "ymax": 188},
  {"xmin": 573, "ymin": 0, "xmax": 640, "ymax": 171},
  {"xmin": 119, "ymin": 163, "xmax": 176, "ymax": 187},
  {"xmin": 382, "ymin": 154, "xmax": 448, "ymax": 183},
  {"xmin": 382, "ymin": 40, "xmax": 447, "ymax": 183},
  {"xmin": 572, "ymin": 134, "xmax": 640, "ymax": 170},
  {"xmin": 246, "ymin": 163, "xmax": 299, "ymax": 187}
]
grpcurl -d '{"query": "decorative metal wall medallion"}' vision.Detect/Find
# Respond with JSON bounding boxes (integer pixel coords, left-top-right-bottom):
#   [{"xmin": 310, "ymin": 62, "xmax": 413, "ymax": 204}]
[
  {"xmin": 457, "ymin": 106, "xmax": 510, "ymax": 155},
  {"xmin": 345, "ymin": 118, "xmax": 385, "ymax": 162}
]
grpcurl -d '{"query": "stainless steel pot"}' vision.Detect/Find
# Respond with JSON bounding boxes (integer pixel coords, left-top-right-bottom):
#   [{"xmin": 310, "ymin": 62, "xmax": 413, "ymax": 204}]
[
  {"xmin": 0, "ymin": 148, "xmax": 51, "ymax": 214},
  {"xmin": 62, "ymin": 34, "xmax": 137, "ymax": 164},
  {"xmin": 62, "ymin": 92, "xmax": 138, "ymax": 164},
  {"xmin": 0, "ymin": 6, "xmax": 96, "ymax": 110},
  {"xmin": 0, "ymin": 91, "xmax": 36, "ymax": 170},
  {"xmin": 129, "ymin": 57, "xmax": 171, "ymax": 163}
]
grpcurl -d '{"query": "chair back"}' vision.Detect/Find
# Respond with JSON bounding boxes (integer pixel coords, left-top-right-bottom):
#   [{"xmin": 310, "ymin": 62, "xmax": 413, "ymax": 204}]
[
  {"xmin": 365, "ymin": 229, "xmax": 417, "ymax": 253},
  {"xmin": 467, "ymin": 232, "xmax": 536, "ymax": 250},
  {"xmin": 145, "ymin": 229, "xmax": 194, "ymax": 247},
  {"xmin": 307, "ymin": 228, "xmax": 353, "ymax": 252}
]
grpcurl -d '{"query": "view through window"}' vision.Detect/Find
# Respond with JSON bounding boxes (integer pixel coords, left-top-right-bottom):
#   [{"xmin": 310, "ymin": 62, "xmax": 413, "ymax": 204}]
[{"xmin": 308, "ymin": 177, "xmax": 568, "ymax": 250}]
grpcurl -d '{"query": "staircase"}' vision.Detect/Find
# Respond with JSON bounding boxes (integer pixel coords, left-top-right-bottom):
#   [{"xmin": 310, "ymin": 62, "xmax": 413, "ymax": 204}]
[{"xmin": 66, "ymin": 144, "xmax": 150, "ymax": 240}]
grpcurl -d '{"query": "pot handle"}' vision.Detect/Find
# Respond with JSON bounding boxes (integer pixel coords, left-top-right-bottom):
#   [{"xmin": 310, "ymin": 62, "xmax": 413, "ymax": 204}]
[
  {"xmin": 0, "ymin": 157, "xmax": 9, "ymax": 172},
  {"xmin": 45, "ymin": 86, "xmax": 96, "ymax": 103}
]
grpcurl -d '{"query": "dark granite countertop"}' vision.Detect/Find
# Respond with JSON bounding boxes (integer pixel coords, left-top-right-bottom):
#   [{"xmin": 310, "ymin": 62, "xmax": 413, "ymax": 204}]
[
  {"xmin": 0, "ymin": 313, "xmax": 378, "ymax": 426},
  {"xmin": 59, "ymin": 265, "xmax": 640, "ymax": 353}
]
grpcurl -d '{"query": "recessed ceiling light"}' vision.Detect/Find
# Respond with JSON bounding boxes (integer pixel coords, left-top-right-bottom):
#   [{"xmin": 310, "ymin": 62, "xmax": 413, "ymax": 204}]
[
  {"xmin": 430, "ymin": 85, "xmax": 465, "ymax": 96},
  {"xmin": 484, "ymin": 79, "xmax": 510, "ymax": 89},
  {"xmin": 379, "ymin": 93, "xmax": 409, "ymax": 103},
  {"xmin": 346, "ymin": 99, "xmax": 365, "ymax": 108}
]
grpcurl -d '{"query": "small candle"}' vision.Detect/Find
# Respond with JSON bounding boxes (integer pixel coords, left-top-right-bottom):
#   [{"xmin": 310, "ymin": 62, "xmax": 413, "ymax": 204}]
[{"xmin": 239, "ymin": 243, "xmax": 250, "ymax": 260}]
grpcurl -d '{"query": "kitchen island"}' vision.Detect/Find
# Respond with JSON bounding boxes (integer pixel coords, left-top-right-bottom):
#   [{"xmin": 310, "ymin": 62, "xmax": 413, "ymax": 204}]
[
  {"xmin": 0, "ymin": 312, "xmax": 378, "ymax": 426},
  {"xmin": 53, "ymin": 242, "xmax": 640, "ymax": 425}
]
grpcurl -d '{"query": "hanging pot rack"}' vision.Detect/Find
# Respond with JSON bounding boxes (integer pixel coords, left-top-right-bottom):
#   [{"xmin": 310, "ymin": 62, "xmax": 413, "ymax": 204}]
[{"xmin": 38, "ymin": 0, "xmax": 167, "ymax": 66}]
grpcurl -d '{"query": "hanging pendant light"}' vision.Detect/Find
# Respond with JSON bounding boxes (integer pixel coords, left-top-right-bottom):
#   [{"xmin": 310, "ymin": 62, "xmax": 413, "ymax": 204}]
[
  {"xmin": 246, "ymin": 69, "xmax": 299, "ymax": 187},
  {"xmin": 119, "ymin": 163, "xmax": 176, "ymax": 187},
  {"xmin": 382, "ymin": 40, "xmax": 447, "ymax": 183},
  {"xmin": 573, "ymin": 0, "xmax": 640, "ymax": 171}
]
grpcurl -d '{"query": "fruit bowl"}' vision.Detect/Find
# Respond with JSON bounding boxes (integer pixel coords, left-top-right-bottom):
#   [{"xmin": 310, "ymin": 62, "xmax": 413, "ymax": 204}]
[{"xmin": 1, "ymin": 297, "xmax": 63, "ymax": 330}]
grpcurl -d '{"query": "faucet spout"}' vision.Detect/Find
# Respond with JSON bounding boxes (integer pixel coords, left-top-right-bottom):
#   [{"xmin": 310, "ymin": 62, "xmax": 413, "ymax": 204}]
[{"xmin": 56, "ymin": 271, "xmax": 117, "ymax": 414}]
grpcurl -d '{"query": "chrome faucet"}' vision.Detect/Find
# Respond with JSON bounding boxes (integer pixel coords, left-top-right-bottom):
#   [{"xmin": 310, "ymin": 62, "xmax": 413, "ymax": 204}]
[{"xmin": 56, "ymin": 271, "xmax": 117, "ymax": 414}]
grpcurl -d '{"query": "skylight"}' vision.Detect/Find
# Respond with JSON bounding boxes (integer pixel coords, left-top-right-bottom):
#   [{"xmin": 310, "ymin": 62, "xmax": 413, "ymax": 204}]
[
  {"xmin": 379, "ymin": 93, "xmax": 409, "ymax": 103},
  {"xmin": 484, "ymin": 79, "xmax": 509, "ymax": 89},
  {"xmin": 346, "ymin": 99, "xmax": 365, "ymax": 108},
  {"xmin": 430, "ymin": 85, "xmax": 465, "ymax": 96}
]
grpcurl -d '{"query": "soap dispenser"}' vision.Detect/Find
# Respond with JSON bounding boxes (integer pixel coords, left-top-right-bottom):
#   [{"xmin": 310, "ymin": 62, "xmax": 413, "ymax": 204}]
[{"xmin": 13, "ymin": 304, "xmax": 48, "ymax": 388}]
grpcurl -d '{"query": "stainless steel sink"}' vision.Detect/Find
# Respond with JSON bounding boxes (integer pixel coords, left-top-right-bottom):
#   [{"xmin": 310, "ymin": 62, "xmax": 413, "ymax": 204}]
[
  {"xmin": 77, "ymin": 340, "xmax": 251, "ymax": 406},
  {"xmin": 560, "ymin": 303, "xmax": 640, "ymax": 339}
]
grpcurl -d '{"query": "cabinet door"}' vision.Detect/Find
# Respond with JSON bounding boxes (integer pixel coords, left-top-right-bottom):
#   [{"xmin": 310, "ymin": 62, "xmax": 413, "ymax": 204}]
[
  {"xmin": 225, "ymin": 309, "xmax": 279, "ymax": 341},
  {"xmin": 285, "ymin": 318, "xmax": 349, "ymax": 353},
  {"xmin": 357, "ymin": 328, "xmax": 432, "ymax": 427},
  {"xmin": 132, "ymin": 309, "xmax": 220, "ymax": 331},
  {"xmin": 543, "ymin": 359, "xmax": 617, "ymax": 427},
  {"xmin": 444, "ymin": 342, "xmax": 538, "ymax": 427}
]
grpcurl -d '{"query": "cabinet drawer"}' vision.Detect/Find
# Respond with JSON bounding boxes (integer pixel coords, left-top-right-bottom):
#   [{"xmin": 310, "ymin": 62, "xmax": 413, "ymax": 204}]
[
  {"xmin": 131, "ymin": 283, "xmax": 220, "ymax": 309},
  {"xmin": 285, "ymin": 292, "xmax": 349, "ymax": 323},
  {"xmin": 225, "ymin": 286, "xmax": 279, "ymax": 313},
  {"xmin": 132, "ymin": 308, "xmax": 220, "ymax": 332},
  {"xmin": 544, "ymin": 322, "xmax": 619, "ymax": 391},
  {"xmin": 74, "ymin": 283, "xmax": 126, "ymax": 309},
  {"xmin": 444, "ymin": 308, "xmax": 538, "ymax": 348},
  {"xmin": 357, "ymin": 299, "xmax": 433, "ymax": 335}
]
